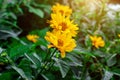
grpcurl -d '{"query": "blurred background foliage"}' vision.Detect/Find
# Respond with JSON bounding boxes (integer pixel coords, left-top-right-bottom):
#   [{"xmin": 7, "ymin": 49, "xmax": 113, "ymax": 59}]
[{"xmin": 0, "ymin": 0, "xmax": 120, "ymax": 80}]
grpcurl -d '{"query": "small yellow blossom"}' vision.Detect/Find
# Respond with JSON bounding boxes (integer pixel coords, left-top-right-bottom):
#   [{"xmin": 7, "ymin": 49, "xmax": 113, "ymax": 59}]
[
  {"xmin": 118, "ymin": 34, "xmax": 120, "ymax": 38},
  {"xmin": 90, "ymin": 35, "xmax": 105, "ymax": 48},
  {"xmin": 51, "ymin": 3, "xmax": 72, "ymax": 16},
  {"xmin": 49, "ymin": 13, "xmax": 78, "ymax": 37},
  {"xmin": 45, "ymin": 31, "xmax": 76, "ymax": 58},
  {"xmin": 26, "ymin": 34, "xmax": 39, "ymax": 43}
]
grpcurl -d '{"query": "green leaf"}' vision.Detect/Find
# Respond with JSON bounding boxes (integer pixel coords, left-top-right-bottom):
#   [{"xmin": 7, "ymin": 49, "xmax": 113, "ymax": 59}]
[
  {"xmin": 102, "ymin": 70, "xmax": 113, "ymax": 80},
  {"xmin": 30, "ymin": 28, "xmax": 49, "ymax": 47},
  {"xmin": 111, "ymin": 68, "xmax": 120, "ymax": 76},
  {"xmin": 85, "ymin": 35, "xmax": 92, "ymax": 48},
  {"xmin": 93, "ymin": 50, "xmax": 107, "ymax": 57},
  {"xmin": 72, "ymin": 48, "xmax": 95, "ymax": 57},
  {"xmin": 0, "ymin": 72, "xmax": 12, "ymax": 80},
  {"xmin": 41, "ymin": 73, "xmax": 56, "ymax": 80},
  {"xmin": 16, "ymin": 5, "xmax": 23, "ymax": 14},
  {"xmin": 30, "ymin": 28, "xmax": 49, "ymax": 38},
  {"xmin": 33, "ymin": 53, "xmax": 42, "ymax": 62},
  {"xmin": 41, "ymin": 74, "xmax": 49, "ymax": 80},
  {"xmin": 11, "ymin": 65, "xmax": 31, "ymax": 80},
  {"xmin": 28, "ymin": 6, "xmax": 44, "ymax": 18},
  {"xmin": 18, "ymin": 58, "xmax": 33, "ymax": 79},
  {"xmin": 0, "ymin": 47, "xmax": 4, "ymax": 53},
  {"xmin": 67, "ymin": 53, "xmax": 82, "ymax": 66},
  {"xmin": 0, "ymin": 29, "xmax": 21, "ymax": 40},
  {"xmin": 25, "ymin": 53, "xmax": 41, "ymax": 68},
  {"xmin": 8, "ymin": 12, "xmax": 17, "ymax": 20},
  {"xmin": 9, "ymin": 44, "xmax": 29, "ymax": 59},
  {"xmin": 32, "ymin": 3, "xmax": 51, "ymax": 14},
  {"xmin": 53, "ymin": 57, "xmax": 70, "ymax": 78},
  {"xmin": 107, "ymin": 54, "xmax": 117, "ymax": 67}
]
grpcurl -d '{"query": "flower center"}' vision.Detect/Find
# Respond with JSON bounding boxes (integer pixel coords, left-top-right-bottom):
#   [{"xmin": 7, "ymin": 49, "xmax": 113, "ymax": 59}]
[
  {"xmin": 58, "ymin": 39, "xmax": 64, "ymax": 46},
  {"xmin": 93, "ymin": 40, "xmax": 97, "ymax": 45},
  {"xmin": 59, "ymin": 22, "xmax": 67, "ymax": 31},
  {"xmin": 59, "ymin": 10, "xmax": 64, "ymax": 15}
]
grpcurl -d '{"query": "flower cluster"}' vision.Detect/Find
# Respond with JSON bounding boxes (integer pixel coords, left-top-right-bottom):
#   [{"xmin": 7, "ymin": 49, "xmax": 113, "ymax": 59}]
[
  {"xmin": 90, "ymin": 35, "xmax": 105, "ymax": 48},
  {"xmin": 45, "ymin": 3, "xmax": 78, "ymax": 58}
]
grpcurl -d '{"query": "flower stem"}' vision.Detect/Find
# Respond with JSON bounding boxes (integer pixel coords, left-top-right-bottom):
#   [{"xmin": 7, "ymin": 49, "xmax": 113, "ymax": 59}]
[{"xmin": 40, "ymin": 48, "xmax": 57, "ymax": 73}]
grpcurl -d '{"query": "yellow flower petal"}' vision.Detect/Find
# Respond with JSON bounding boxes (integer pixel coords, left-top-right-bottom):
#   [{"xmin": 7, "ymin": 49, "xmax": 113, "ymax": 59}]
[
  {"xmin": 90, "ymin": 35, "xmax": 105, "ymax": 48},
  {"xmin": 49, "ymin": 13, "xmax": 78, "ymax": 37},
  {"xmin": 26, "ymin": 34, "xmax": 39, "ymax": 43},
  {"xmin": 51, "ymin": 3, "xmax": 72, "ymax": 16},
  {"xmin": 118, "ymin": 34, "xmax": 120, "ymax": 38},
  {"xmin": 45, "ymin": 31, "xmax": 76, "ymax": 58},
  {"xmin": 61, "ymin": 51, "xmax": 66, "ymax": 58}
]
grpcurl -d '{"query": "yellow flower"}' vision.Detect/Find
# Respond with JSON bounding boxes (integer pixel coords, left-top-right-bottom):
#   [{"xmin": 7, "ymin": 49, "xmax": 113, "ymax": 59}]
[
  {"xmin": 49, "ymin": 13, "xmax": 78, "ymax": 37},
  {"xmin": 90, "ymin": 35, "xmax": 105, "ymax": 48},
  {"xmin": 26, "ymin": 34, "xmax": 39, "ymax": 43},
  {"xmin": 45, "ymin": 31, "xmax": 76, "ymax": 58},
  {"xmin": 118, "ymin": 34, "xmax": 120, "ymax": 38},
  {"xmin": 51, "ymin": 3, "xmax": 72, "ymax": 16}
]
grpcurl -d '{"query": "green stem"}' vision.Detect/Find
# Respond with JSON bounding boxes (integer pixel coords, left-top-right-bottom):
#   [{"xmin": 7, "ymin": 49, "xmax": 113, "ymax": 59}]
[
  {"xmin": 6, "ymin": 55, "xmax": 14, "ymax": 65},
  {"xmin": 47, "ymin": 60, "xmax": 55, "ymax": 71},
  {"xmin": 40, "ymin": 48, "xmax": 57, "ymax": 73},
  {"xmin": 43, "ymin": 48, "xmax": 50, "ymax": 62}
]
